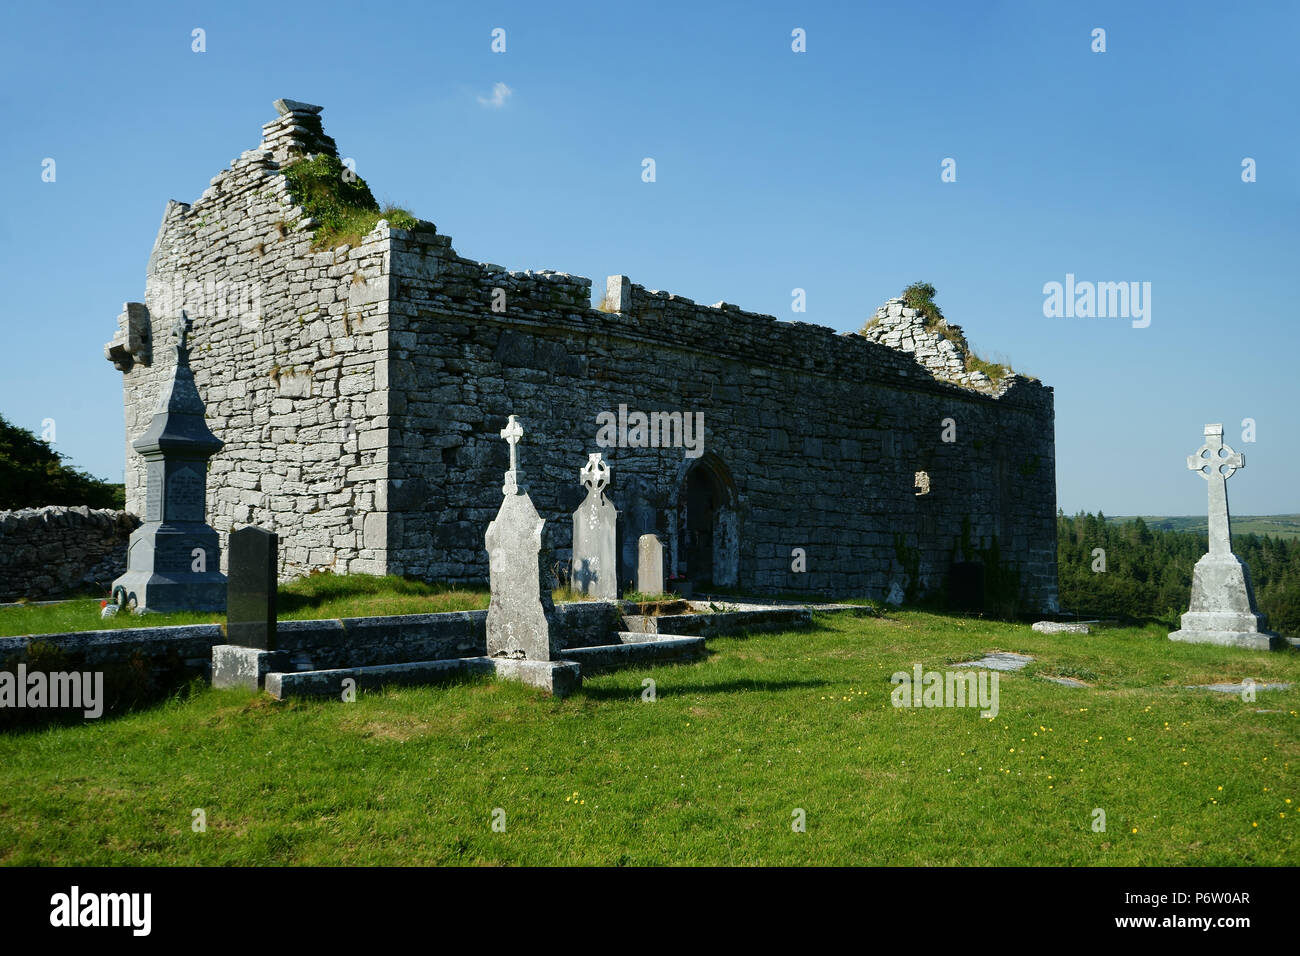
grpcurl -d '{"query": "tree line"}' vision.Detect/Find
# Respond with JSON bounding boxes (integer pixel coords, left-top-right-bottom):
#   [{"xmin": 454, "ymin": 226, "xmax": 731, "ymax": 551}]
[
  {"xmin": 1058, "ymin": 511, "xmax": 1300, "ymax": 637},
  {"xmin": 0, "ymin": 414, "xmax": 124, "ymax": 510}
]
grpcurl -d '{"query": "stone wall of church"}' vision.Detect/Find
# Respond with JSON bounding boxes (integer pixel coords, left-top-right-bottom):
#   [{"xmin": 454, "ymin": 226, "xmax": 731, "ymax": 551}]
[{"xmin": 383, "ymin": 230, "xmax": 1059, "ymax": 611}]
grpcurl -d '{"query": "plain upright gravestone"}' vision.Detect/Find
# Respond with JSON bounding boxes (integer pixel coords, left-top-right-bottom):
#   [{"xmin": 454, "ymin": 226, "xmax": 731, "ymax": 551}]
[
  {"xmin": 226, "ymin": 526, "xmax": 278, "ymax": 649},
  {"xmin": 637, "ymin": 534, "xmax": 665, "ymax": 595},
  {"xmin": 485, "ymin": 416, "xmax": 555, "ymax": 660},
  {"xmin": 1168, "ymin": 423, "xmax": 1283, "ymax": 650},
  {"xmin": 571, "ymin": 452, "xmax": 618, "ymax": 600},
  {"xmin": 212, "ymin": 525, "xmax": 288, "ymax": 690}
]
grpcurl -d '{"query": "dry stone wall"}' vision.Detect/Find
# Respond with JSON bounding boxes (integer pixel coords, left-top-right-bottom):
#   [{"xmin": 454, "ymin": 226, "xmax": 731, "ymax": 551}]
[
  {"xmin": 860, "ymin": 298, "xmax": 1007, "ymax": 393},
  {"xmin": 0, "ymin": 507, "xmax": 140, "ymax": 601}
]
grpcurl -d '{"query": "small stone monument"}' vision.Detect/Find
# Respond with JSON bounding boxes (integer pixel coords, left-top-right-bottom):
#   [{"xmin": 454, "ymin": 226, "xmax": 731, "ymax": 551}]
[
  {"xmin": 226, "ymin": 526, "xmax": 278, "ymax": 649},
  {"xmin": 1169, "ymin": 424, "xmax": 1283, "ymax": 650},
  {"xmin": 637, "ymin": 534, "xmax": 665, "ymax": 595},
  {"xmin": 571, "ymin": 453, "xmax": 618, "ymax": 600},
  {"xmin": 485, "ymin": 415, "xmax": 554, "ymax": 660},
  {"xmin": 212, "ymin": 526, "xmax": 286, "ymax": 690},
  {"xmin": 111, "ymin": 314, "xmax": 226, "ymax": 612}
]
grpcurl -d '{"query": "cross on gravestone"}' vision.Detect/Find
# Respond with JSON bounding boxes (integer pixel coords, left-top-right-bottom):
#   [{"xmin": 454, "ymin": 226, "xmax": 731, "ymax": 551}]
[
  {"xmin": 500, "ymin": 414, "xmax": 526, "ymax": 495},
  {"xmin": 171, "ymin": 312, "xmax": 191, "ymax": 350},
  {"xmin": 226, "ymin": 526, "xmax": 278, "ymax": 649},
  {"xmin": 1186, "ymin": 423, "xmax": 1243, "ymax": 557},
  {"xmin": 572, "ymin": 453, "xmax": 618, "ymax": 600},
  {"xmin": 580, "ymin": 452, "xmax": 610, "ymax": 493},
  {"xmin": 501, "ymin": 414, "xmax": 524, "ymax": 472}
]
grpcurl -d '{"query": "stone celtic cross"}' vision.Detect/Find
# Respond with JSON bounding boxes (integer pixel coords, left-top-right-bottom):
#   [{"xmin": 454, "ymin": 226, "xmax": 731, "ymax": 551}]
[
  {"xmin": 1186, "ymin": 423, "xmax": 1243, "ymax": 556},
  {"xmin": 580, "ymin": 452, "xmax": 610, "ymax": 495}
]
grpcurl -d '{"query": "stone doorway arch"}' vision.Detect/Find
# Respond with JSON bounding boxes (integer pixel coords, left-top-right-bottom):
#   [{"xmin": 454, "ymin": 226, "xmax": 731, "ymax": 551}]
[{"xmin": 675, "ymin": 453, "xmax": 738, "ymax": 588}]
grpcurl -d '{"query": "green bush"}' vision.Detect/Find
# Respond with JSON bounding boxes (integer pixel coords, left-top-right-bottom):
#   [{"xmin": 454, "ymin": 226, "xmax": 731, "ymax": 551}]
[{"xmin": 0, "ymin": 414, "xmax": 123, "ymax": 509}]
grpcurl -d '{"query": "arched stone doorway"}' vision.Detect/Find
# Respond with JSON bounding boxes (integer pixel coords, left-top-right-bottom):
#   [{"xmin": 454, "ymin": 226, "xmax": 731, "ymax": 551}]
[{"xmin": 675, "ymin": 454, "xmax": 738, "ymax": 588}]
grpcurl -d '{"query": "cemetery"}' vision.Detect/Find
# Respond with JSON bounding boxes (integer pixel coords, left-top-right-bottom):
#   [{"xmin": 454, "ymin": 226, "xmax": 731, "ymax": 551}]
[{"xmin": 0, "ymin": 96, "xmax": 1295, "ymax": 868}]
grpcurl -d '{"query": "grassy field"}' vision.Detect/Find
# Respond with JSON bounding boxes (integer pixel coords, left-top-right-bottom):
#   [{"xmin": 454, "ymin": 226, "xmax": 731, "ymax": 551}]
[
  {"xmin": 1, "ymin": 610, "xmax": 1296, "ymax": 866},
  {"xmin": 0, "ymin": 575, "xmax": 493, "ymax": 638},
  {"xmin": 1108, "ymin": 514, "xmax": 1300, "ymax": 541}
]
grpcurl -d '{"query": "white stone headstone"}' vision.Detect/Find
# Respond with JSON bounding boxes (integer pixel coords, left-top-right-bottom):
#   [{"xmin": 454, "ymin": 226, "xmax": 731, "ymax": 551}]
[
  {"xmin": 637, "ymin": 534, "xmax": 664, "ymax": 596},
  {"xmin": 572, "ymin": 453, "xmax": 618, "ymax": 600},
  {"xmin": 485, "ymin": 416, "xmax": 553, "ymax": 659},
  {"xmin": 1168, "ymin": 424, "xmax": 1283, "ymax": 650}
]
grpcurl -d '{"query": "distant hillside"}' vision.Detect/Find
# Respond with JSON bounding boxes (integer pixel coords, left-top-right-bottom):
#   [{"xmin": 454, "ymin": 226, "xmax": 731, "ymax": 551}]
[{"xmin": 1107, "ymin": 514, "xmax": 1300, "ymax": 541}]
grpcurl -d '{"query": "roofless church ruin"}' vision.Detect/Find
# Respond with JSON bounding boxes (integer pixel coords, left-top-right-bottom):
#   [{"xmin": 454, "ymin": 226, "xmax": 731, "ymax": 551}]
[{"xmin": 105, "ymin": 99, "xmax": 1059, "ymax": 612}]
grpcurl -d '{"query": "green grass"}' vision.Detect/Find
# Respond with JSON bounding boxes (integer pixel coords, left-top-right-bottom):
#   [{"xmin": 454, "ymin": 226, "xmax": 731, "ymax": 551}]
[
  {"xmin": 623, "ymin": 591, "xmax": 674, "ymax": 603},
  {"xmin": 0, "ymin": 575, "xmax": 491, "ymax": 638},
  {"xmin": 2, "ymin": 610, "xmax": 1296, "ymax": 865}
]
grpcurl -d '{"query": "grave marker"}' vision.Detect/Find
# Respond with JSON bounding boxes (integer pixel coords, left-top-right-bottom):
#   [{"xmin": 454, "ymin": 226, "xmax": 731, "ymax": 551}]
[
  {"xmin": 485, "ymin": 415, "xmax": 554, "ymax": 659},
  {"xmin": 1168, "ymin": 424, "xmax": 1283, "ymax": 650},
  {"xmin": 637, "ymin": 534, "xmax": 665, "ymax": 595},
  {"xmin": 571, "ymin": 453, "xmax": 618, "ymax": 600},
  {"xmin": 226, "ymin": 526, "xmax": 278, "ymax": 650},
  {"xmin": 111, "ymin": 314, "xmax": 226, "ymax": 612}
]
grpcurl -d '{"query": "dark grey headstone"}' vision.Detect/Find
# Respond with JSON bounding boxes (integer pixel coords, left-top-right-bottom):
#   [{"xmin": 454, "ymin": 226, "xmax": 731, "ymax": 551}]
[
  {"xmin": 227, "ymin": 527, "xmax": 278, "ymax": 649},
  {"xmin": 111, "ymin": 315, "xmax": 227, "ymax": 612}
]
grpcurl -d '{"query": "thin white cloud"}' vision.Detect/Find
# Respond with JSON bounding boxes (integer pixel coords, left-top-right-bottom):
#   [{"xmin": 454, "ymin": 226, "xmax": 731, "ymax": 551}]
[{"xmin": 477, "ymin": 82, "xmax": 512, "ymax": 109}]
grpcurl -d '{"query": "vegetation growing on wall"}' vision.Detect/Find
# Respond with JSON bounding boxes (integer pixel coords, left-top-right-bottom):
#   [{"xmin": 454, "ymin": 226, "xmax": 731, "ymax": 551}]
[
  {"xmin": 279, "ymin": 154, "xmax": 421, "ymax": 250},
  {"xmin": 862, "ymin": 282, "xmax": 1012, "ymax": 384}
]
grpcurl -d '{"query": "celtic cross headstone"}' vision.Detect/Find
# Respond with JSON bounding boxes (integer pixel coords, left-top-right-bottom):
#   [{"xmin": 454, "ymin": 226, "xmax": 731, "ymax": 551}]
[
  {"xmin": 571, "ymin": 452, "xmax": 618, "ymax": 599},
  {"xmin": 1169, "ymin": 424, "xmax": 1282, "ymax": 650}
]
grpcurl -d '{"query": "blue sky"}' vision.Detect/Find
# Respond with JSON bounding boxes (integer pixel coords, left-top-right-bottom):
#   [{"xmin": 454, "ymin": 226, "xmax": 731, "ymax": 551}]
[{"xmin": 2, "ymin": 0, "xmax": 1296, "ymax": 516}]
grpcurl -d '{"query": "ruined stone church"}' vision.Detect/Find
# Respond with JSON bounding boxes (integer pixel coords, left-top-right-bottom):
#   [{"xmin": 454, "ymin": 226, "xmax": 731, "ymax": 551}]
[{"xmin": 105, "ymin": 100, "xmax": 1059, "ymax": 612}]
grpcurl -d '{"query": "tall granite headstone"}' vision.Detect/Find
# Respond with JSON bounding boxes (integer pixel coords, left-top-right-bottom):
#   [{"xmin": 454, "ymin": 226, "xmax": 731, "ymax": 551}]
[
  {"xmin": 637, "ymin": 534, "xmax": 665, "ymax": 595},
  {"xmin": 227, "ymin": 526, "xmax": 278, "ymax": 649},
  {"xmin": 571, "ymin": 452, "xmax": 618, "ymax": 600},
  {"xmin": 112, "ymin": 315, "xmax": 226, "ymax": 612},
  {"xmin": 485, "ymin": 416, "xmax": 554, "ymax": 659},
  {"xmin": 1169, "ymin": 424, "xmax": 1283, "ymax": 650}
]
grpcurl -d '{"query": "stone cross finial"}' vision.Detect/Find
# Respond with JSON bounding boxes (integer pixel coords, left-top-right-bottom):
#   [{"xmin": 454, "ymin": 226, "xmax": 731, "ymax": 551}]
[
  {"xmin": 580, "ymin": 452, "xmax": 610, "ymax": 494},
  {"xmin": 1186, "ymin": 423, "xmax": 1243, "ymax": 556},
  {"xmin": 500, "ymin": 415, "xmax": 526, "ymax": 495},
  {"xmin": 172, "ymin": 312, "xmax": 191, "ymax": 351},
  {"xmin": 501, "ymin": 415, "xmax": 524, "ymax": 472}
]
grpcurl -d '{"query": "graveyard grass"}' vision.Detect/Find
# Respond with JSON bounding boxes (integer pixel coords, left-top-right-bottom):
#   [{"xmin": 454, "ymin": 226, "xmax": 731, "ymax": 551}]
[
  {"xmin": 0, "ymin": 575, "xmax": 492, "ymax": 638},
  {"xmin": 2, "ymin": 611, "xmax": 1298, "ymax": 866}
]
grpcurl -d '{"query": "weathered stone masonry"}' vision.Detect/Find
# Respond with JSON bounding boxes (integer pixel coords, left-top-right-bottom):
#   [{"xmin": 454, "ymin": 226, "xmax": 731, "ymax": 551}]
[
  {"xmin": 107, "ymin": 101, "xmax": 1059, "ymax": 612},
  {"xmin": 0, "ymin": 507, "xmax": 139, "ymax": 602}
]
